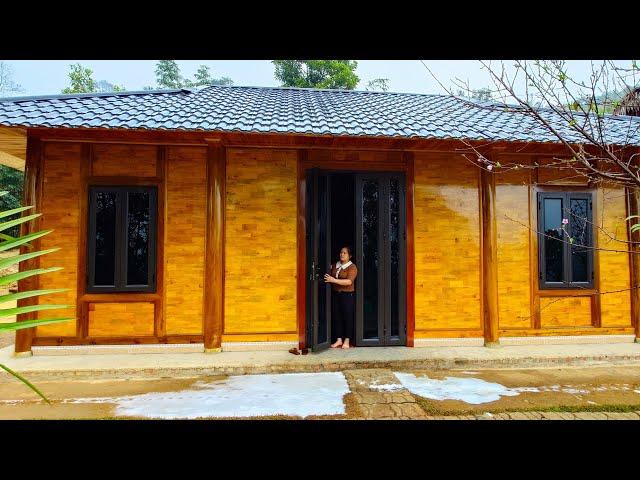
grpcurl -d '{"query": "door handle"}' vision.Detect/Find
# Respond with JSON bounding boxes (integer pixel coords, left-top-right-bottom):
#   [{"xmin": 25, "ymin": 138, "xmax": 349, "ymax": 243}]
[{"xmin": 310, "ymin": 261, "xmax": 322, "ymax": 281}]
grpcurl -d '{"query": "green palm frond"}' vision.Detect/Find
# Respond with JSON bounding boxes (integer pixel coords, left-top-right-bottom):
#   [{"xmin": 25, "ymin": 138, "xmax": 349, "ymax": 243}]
[{"xmin": 0, "ymin": 191, "xmax": 74, "ymax": 403}]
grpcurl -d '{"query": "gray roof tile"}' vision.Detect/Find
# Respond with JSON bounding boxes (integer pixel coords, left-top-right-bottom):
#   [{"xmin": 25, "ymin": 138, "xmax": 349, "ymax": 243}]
[{"xmin": 0, "ymin": 85, "xmax": 639, "ymax": 145}]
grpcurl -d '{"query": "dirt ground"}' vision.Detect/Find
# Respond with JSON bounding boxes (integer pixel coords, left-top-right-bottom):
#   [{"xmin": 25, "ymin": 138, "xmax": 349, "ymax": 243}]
[{"xmin": 1, "ymin": 365, "xmax": 640, "ymax": 420}]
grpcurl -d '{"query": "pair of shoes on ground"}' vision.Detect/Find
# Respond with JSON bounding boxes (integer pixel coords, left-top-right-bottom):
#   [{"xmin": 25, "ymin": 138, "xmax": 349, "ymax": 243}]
[{"xmin": 289, "ymin": 348, "xmax": 309, "ymax": 355}]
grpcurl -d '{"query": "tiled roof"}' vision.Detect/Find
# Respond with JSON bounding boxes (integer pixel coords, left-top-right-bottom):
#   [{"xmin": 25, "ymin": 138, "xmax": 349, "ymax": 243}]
[{"xmin": 0, "ymin": 85, "xmax": 639, "ymax": 146}]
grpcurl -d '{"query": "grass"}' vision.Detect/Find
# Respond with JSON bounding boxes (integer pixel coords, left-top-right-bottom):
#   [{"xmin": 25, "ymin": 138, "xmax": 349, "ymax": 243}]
[{"xmin": 414, "ymin": 396, "xmax": 640, "ymax": 416}]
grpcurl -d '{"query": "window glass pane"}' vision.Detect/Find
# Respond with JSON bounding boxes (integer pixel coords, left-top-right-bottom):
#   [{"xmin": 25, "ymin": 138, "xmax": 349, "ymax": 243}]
[
  {"xmin": 389, "ymin": 178, "xmax": 400, "ymax": 337},
  {"xmin": 362, "ymin": 179, "xmax": 379, "ymax": 340},
  {"xmin": 570, "ymin": 198, "xmax": 589, "ymax": 282},
  {"xmin": 127, "ymin": 191, "xmax": 150, "ymax": 286},
  {"xmin": 94, "ymin": 192, "xmax": 116, "ymax": 286},
  {"xmin": 543, "ymin": 198, "xmax": 564, "ymax": 282},
  {"xmin": 317, "ymin": 175, "xmax": 327, "ymax": 345}
]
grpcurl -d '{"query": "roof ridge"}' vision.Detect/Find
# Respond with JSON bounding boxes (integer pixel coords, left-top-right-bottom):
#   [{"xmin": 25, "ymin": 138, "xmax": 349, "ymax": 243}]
[
  {"xmin": 197, "ymin": 84, "xmax": 452, "ymax": 99},
  {"xmin": 0, "ymin": 88, "xmax": 189, "ymax": 103}
]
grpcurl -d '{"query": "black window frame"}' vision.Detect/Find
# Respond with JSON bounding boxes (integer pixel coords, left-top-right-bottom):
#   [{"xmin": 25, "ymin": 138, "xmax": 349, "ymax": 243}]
[
  {"xmin": 87, "ymin": 185, "xmax": 158, "ymax": 293},
  {"xmin": 537, "ymin": 191, "xmax": 594, "ymax": 289}
]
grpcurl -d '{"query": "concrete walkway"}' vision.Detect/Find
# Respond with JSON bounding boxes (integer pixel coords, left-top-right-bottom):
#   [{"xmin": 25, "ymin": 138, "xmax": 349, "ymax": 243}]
[{"xmin": 2, "ymin": 342, "xmax": 640, "ymax": 381}]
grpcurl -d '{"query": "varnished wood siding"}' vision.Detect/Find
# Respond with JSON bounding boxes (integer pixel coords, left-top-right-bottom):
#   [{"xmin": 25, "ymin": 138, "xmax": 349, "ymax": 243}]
[
  {"xmin": 223, "ymin": 148, "xmax": 297, "ymax": 338},
  {"xmin": 496, "ymin": 168, "xmax": 532, "ymax": 329},
  {"xmin": 92, "ymin": 144, "xmax": 157, "ymax": 176},
  {"xmin": 540, "ymin": 296, "xmax": 592, "ymax": 327},
  {"xmin": 598, "ymin": 185, "xmax": 632, "ymax": 327},
  {"xmin": 36, "ymin": 142, "xmax": 80, "ymax": 337},
  {"xmin": 88, "ymin": 302, "xmax": 155, "ymax": 336},
  {"xmin": 28, "ymin": 135, "xmax": 634, "ymax": 344},
  {"xmin": 537, "ymin": 157, "xmax": 589, "ymax": 186},
  {"xmin": 165, "ymin": 146, "xmax": 207, "ymax": 334},
  {"xmin": 413, "ymin": 153, "xmax": 481, "ymax": 333}
]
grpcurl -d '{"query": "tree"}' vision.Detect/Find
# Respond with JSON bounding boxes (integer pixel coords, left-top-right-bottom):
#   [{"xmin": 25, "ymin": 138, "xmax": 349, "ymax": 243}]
[
  {"xmin": 62, "ymin": 63, "xmax": 97, "ymax": 94},
  {"xmin": 155, "ymin": 60, "xmax": 183, "ymax": 89},
  {"xmin": 62, "ymin": 64, "xmax": 125, "ymax": 94},
  {"xmin": 423, "ymin": 59, "xmax": 640, "ymax": 315},
  {"xmin": 0, "ymin": 62, "xmax": 23, "ymax": 96},
  {"xmin": 272, "ymin": 60, "xmax": 359, "ymax": 90},
  {"xmin": 155, "ymin": 61, "xmax": 234, "ymax": 89},
  {"xmin": 456, "ymin": 86, "xmax": 494, "ymax": 102},
  {"xmin": 0, "ymin": 165, "xmax": 23, "ymax": 237},
  {"xmin": 95, "ymin": 80, "xmax": 125, "ymax": 93},
  {"xmin": 366, "ymin": 78, "xmax": 390, "ymax": 92},
  {"xmin": 190, "ymin": 65, "xmax": 233, "ymax": 87}
]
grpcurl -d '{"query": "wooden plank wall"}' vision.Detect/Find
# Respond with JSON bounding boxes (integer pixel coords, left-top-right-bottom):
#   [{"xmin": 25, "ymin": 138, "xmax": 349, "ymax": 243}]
[
  {"xmin": 36, "ymin": 142, "xmax": 81, "ymax": 337},
  {"xmin": 92, "ymin": 144, "xmax": 157, "ymax": 177},
  {"xmin": 88, "ymin": 302, "xmax": 155, "ymax": 336},
  {"xmin": 223, "ymin": 148, "xmax": 298, "ymax": 342},
  {"xmin": 165, "ymin": 146, "xmax": 207, "ymax": 335},
  {"xmin": 28, "ymin": 139, "xmax": 635, "ymax": 345},
  {"xmin": 495, "ymin": 165, "xmax": 532, "ymax": 329},
  {"xmin": 598, "ymin": 183, "xmax": 632, "ymax": 327},
  {"xmin": 33, "ymin": 142, "xmax": 208, "ymax": 342},
  {"xmin": 413, "ymin": 152, "xmax": 482, "ymax": 337}
]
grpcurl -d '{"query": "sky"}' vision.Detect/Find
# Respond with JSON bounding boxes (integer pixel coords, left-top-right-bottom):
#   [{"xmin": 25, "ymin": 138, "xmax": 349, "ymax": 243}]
[{"xmin": 1, "ymin": 60, "xmax": 637, "ymax": 97}]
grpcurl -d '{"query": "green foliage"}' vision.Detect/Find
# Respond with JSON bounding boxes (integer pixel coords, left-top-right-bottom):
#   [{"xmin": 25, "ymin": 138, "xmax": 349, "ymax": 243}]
[
  {"xmin": 365, "ymin": 78, "xmax": 390, "ymax": 92},
  {"xmin": 95, "ymin": 80, "xmax": 126, "ymax": 93},
  {"xmin": 0, "ymin": 165, "xmax": 23, "ymax": 237},
  {"xmin": 155, "ymin": 61, "xmax": 233, "ymax": 89},
  {"xmin": 0, "ymin": 192, "xmax": 73, "ymax": 402},
  {"xmin": 627, "ymin": 215, "xmax": 640, "ymax": 234},
  {"xmin": 190, "ymin": 65, "xmax": 233, "ymax": 87},
  {"xmin": 0, "ymin": 165, "xmax": 23, "ymax": 211},
  {"xmin": 456, "ymin": 87, "xmax": 493, "ymax": 102},
  {"xmin": 155, "ymin": 60, "xmax": 183, "ymax": 89},
  {"xmin": 62, "ymin": 63, "xmax": 97, "ymax": 94},
  {"xmin": 62, "ymin": 64, "xmax": 125, "ymax": 94},
  {"xmin": 272, "ymin": 60, "xmax": 359, "ymax": 90}
]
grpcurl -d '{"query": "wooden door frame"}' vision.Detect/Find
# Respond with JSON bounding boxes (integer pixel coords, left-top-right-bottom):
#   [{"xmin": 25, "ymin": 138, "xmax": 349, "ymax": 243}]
[{"xmin": 296, "ymin": 149, "xmax": 416, "ymax": 349}]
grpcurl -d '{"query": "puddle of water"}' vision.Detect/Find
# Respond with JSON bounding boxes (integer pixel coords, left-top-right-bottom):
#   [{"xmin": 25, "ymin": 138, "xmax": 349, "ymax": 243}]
[
  {"xmin": 66, "ymin": 372, "xmax": 350, "ymax": 419},
  {"xmin": 393, "ymin": 372, "xmax": 520, "ymax": 404}
]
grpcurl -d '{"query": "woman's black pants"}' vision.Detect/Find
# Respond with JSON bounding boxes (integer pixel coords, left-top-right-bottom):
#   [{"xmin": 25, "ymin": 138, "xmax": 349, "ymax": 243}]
[{"xmin": 333, "ymin": 291, "xmax": 355, "ymax": 342}]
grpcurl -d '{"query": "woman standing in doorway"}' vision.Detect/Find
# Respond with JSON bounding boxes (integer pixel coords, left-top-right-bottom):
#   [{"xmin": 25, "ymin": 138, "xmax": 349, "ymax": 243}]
[{"xmin": 324, "ymin": 246, "xmax": 358, "ymax": 349}]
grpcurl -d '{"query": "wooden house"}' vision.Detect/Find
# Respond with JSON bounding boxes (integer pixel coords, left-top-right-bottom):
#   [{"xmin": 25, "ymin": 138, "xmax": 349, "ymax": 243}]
[{"xmin": 0, "ymin": 86, "xmax": 639, "ymax": 354}]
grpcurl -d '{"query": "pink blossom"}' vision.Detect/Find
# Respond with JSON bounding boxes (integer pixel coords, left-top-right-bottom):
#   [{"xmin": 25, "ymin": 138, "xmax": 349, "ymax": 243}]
[
  {"xmin": 487, "ymin": 164, "xmax": 493, "ymax": 171},
  {"xmin": 562, "ymin": 218, "xmax": 569, "ymax": 225}
]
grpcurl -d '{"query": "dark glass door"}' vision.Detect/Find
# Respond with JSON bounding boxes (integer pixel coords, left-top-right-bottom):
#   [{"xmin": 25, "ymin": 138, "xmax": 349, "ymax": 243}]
[
  {"xmin": 305, "ymin": 169, "xmax": 332, "ymax": 352},
  {"xmin": 355, "ymin": 173, "xmax": 406, "ymax": 346}
]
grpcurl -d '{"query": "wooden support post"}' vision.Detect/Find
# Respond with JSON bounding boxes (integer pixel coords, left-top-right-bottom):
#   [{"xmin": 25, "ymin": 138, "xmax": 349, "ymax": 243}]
[
  {"xmin": 480, "ymin": 167, "xmax": 500, "ymax": 347},
  {"xmin": 203, "ymin": 142, "xmax": 226, "ymax": 352},
  {"xmin": 14, "ymin": 137, "xmax": 42, "ymax": 355},
  {"xmin": 404, "ymin": 151, "xmax": 416, "ymax": 347},
  {"xmin": 626, "ymin": 187, "xmax": 640, "ymax": 342}
]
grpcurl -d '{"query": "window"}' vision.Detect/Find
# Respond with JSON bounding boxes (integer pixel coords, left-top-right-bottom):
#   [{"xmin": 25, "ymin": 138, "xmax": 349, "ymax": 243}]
[
  {"xmin": 537, "ymin": 191, "xmax": 593, "ymax": 289},
  {"xmin": 88, "ymin": 186, "xmax": 157, "ymax": 293}
]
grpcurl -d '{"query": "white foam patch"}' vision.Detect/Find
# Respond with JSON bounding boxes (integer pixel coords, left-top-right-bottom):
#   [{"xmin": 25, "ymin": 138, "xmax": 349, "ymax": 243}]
[
  {"xmin": 66, "ymin": 372, "xmax": 350, "ymax": 419},
  {"xmin": 393, "ymin": 372, "xmax": 612, "ymax": 404},
  {"xmin": 369, "ymin": 384, "xmax": 404, "ymax": 391},
  {"xmin": 393, "ymin": 372, "xmax": 520, "ymax": 404}
]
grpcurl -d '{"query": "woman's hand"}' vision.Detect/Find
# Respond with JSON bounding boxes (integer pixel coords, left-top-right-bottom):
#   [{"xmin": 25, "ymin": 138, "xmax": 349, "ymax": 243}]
[{"xmin": 324, "ymin": 274, "xmax": 335, "ymax": 284}]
